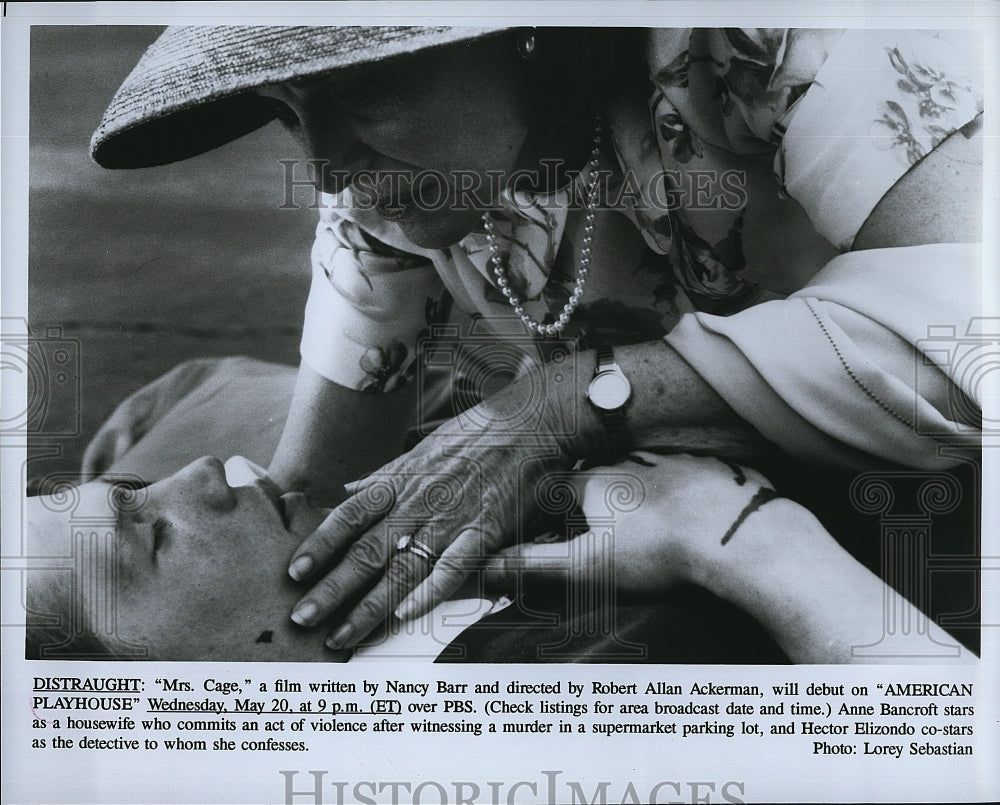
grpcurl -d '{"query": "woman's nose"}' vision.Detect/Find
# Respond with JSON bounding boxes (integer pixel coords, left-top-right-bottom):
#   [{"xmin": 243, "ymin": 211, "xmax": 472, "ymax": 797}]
[
  {"xmin": 172, "ymin": 457, "xmax": 237, "ymax": 511},
  {"xmin": 297, "ymin": 125, "xmax": 361, "ymax": 195}
]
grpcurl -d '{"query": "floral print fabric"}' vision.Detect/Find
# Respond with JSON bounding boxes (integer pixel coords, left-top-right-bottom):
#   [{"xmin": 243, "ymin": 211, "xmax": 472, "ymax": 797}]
[
  {"xmin": 778, "ymin": 29, "xmax": 981, "ymax": 249},
  {"xmin": 300, "ymin": 28, "xmax": 982, "ymax": 394}
]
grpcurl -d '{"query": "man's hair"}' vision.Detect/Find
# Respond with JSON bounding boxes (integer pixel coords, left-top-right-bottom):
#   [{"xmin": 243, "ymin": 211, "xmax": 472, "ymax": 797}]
[{"xmin": 25, "ymin": 626, "xmax": 143, "ymax": 660}]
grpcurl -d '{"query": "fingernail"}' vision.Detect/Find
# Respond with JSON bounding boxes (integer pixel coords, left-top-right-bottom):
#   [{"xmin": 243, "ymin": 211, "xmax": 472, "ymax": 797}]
[
  {"xmin": 289, "ymin": 555, "xmax": 313, "ymax": 581},
  {"xmin": 291, "ymin": 601, "xmax": 318, "ymax": 626},
  {"xmin": 325, "ymin": 623, "xmax": 354, "ymax": 650},
  {"xmin": 394, "ymin": 600, "xmax": 415, "ymax": 621}
]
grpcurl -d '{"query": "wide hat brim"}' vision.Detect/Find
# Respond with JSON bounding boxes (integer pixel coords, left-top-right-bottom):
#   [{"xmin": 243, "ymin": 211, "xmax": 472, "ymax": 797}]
[{"xmin": 91, "ymin": 25, "xmax": 513, "ymax": 169}]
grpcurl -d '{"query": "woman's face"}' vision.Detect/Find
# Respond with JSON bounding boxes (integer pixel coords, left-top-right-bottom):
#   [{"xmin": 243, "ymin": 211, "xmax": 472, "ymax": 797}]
[
  {"xmin": 257, "ymin": 35, "xmax": 532, "ymax": 248},
  {"xmin": 27, "ymin": 457, "xmax": 331, "ymax": 661}
]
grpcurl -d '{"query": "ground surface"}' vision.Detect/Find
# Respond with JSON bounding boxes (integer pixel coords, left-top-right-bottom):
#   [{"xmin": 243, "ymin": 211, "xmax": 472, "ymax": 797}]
[{"xmin": 27, "ymin": 26, "xmax": 316, "ymax": 486}]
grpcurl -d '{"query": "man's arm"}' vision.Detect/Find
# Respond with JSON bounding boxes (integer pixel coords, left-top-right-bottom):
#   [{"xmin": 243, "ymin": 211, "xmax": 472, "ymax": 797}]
[{"xmin": 695, "ymin": 497, "xmax": 976, "ymax": 664}]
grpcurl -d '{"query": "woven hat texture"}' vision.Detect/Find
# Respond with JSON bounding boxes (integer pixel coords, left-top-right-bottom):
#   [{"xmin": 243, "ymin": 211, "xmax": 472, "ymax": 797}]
[{"xmin": 91, "ymin": 25, "xmax": 511, "ymax": 168}]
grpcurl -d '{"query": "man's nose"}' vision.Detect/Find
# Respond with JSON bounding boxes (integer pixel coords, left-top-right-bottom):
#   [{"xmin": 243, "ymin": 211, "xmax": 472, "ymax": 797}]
[{"xmin": 174, "ymin": 457, "xmax": 236, "ymax": 511}]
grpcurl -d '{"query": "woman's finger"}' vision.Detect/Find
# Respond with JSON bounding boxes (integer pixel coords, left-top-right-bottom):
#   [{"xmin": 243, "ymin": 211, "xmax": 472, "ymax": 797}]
[
  {"xmin": 393, "ymin": 526, "xmax": 492, "ymax": 621},
  {"xmin": 289, "ymin": 520, "xmax": 405, "ymax": 626},
  {"xmin": 342, "ymin": 476, "xmax": 368, "ymax": 495},
  {"xmin": 321, "ymin": 529, "xmax": 441, "ymax": 649},
  {"xmin": 468, "ymin": 471, "xmax": 600, "ymax": 595},
  {"xmin": 287, "ymin": 481, "xmax": 395, "ymax": 580},
  {"xmin": 393, "ymin": 465, "xmax": 604, "ymax": 617}
]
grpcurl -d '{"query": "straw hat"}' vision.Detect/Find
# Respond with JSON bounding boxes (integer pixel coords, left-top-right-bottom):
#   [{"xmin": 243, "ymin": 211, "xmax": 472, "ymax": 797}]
[{"xmin": 91, "ymin": 25, "xmax": 513, "ymax": 169}]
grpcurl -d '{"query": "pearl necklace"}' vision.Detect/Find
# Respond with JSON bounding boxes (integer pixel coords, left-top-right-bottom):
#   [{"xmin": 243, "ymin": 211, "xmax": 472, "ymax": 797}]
[{"xmin": 483, "ymin": 118, "xmax": 602, "ymax": 337}]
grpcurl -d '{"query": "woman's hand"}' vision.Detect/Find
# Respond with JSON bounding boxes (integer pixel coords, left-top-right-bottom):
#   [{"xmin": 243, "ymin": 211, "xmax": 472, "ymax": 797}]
[
  {"xmin": 283, "ymin": 337, "xmax": 773, "ymax": 652},
  {"xmin": 482, "ymin": 452, "xmax": 780, "ymax": 597},
  {"xmin": 285, "ymin": 361, "xmax": 593, "ymax": 649}
]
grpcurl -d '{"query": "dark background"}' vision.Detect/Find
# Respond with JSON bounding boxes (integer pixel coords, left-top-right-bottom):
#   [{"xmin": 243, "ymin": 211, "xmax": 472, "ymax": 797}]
[{"xmin": 28, "ymin": 26, "xmax": 315, "ymax": 486}]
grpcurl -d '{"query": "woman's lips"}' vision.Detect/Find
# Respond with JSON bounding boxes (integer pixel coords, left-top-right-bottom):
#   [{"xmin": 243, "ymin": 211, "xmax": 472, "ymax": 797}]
[
  {"xmin": 375, "ymin": 195, "xmax": 414, "ymax": 221},
  {"xmin": 372, "ymin": 173, "xmax": 442, "ymax": 221}
]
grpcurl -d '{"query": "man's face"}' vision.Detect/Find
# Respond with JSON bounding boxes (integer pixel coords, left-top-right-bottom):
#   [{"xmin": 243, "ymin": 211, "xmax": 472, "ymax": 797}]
[{"xmin": 28, "ymin": 457, "xmax": 333, "ymax": 661}]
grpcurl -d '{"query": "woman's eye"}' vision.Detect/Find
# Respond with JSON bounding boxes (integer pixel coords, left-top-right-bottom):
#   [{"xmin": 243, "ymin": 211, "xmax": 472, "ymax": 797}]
[
  {"xmin": 332, "ymin": 80, "xmax": 386, "ymax": 111},
  {"xmin": 267, "ymin": 100, "xmax": 300, "ymax": 129}
]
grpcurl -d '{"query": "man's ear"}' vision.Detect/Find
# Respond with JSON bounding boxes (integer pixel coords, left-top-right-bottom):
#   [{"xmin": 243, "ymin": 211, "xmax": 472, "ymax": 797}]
[{"xmin": 280, "ymin": 492, "xmax": 331, "ymax": 540}]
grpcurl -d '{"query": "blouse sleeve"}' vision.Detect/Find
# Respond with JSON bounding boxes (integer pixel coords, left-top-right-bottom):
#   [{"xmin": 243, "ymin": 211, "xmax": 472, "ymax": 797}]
[
  {"xmin": 776, "ymin": 29, "xmax": 982, "ymax": 250},
  {"xmin": 653, "ymin": 29, "xmax": 985, "ymax": 470},
  {"xmin": 300, "ymin": 205, "xmax": 445, "ymax": 393},
  {"xmin": 665, "ymin": 242, "xmax": 983, "ymax": 471}
]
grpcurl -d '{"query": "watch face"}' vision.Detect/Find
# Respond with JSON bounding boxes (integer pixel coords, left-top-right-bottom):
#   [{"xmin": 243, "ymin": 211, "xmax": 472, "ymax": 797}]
[{"xmin": 589, "ymin": 371, "xmax": 631, "ymax": 410}]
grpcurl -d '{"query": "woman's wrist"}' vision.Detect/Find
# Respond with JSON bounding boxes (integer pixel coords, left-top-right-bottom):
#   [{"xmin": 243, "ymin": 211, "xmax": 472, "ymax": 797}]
[
  {"xmin": 268, "ymin": 362, "xmax": 416, "ymax": 504},
  {"xmin": 551, "ymin": 339, "xmax": 770, "ymax": 466},
  {"xmin": 544, "ymin": 348, "xmax": 610, "ymax": 462}
]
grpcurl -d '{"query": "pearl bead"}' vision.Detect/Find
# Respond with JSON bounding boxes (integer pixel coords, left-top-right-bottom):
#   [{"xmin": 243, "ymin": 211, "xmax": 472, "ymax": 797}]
[{"xmin": 483, "ymin": 116, "xmax": 601, "ymax": 338}]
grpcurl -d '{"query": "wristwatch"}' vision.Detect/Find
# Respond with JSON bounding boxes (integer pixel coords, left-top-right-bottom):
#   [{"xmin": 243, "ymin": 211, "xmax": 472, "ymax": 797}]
[{"xmin": 586, "ymin": 343, "xmax": 632, "ymax": 460}]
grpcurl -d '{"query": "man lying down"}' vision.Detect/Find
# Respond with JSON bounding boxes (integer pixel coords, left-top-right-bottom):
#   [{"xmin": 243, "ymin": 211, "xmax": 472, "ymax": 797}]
[{"xmin": 25, "ymin": 358, "xmax": 977, "ymax": 664}]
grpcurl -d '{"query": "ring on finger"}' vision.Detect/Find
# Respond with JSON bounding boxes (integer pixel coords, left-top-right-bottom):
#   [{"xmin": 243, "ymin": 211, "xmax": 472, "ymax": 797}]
[{"xmin": 395, "ymin": 532, "xmax": 437, "ymax": 566}]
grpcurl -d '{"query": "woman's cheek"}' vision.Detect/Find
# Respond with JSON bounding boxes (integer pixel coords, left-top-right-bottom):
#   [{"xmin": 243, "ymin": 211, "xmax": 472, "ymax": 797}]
[{"xmin": 353, "ymin": 119, "xmax": 419, "ymax": 161}]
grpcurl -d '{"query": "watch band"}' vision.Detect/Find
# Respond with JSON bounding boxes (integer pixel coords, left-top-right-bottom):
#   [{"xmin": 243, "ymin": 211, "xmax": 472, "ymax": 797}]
[
  {"xmin": 599, "ymin": 406, "xmax": 629, "ymax": 462},
  {"xmin": 595, "ymin": 342, "xmax": 615, "ymax": 368},
  {"xmin": 592, "ymin": 342, "xmax": 630, "ymax": 461}
]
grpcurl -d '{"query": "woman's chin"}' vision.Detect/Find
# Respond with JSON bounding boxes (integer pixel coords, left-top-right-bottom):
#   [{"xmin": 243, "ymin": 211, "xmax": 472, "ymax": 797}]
[{"xmin": 395, "ymin": 209, "xmax": 483, "ymax": 249}]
